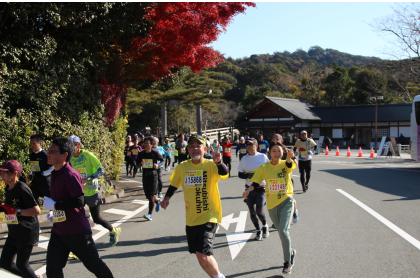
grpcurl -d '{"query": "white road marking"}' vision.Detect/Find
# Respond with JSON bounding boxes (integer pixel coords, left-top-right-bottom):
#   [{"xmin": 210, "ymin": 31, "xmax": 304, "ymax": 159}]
[
  {"xmin": 37, "ymin": 235, "xmax": 50, "ymax": 250},
  {"xmin": 34, "ymin": 200, "xmax": 149, "ymax": 276},
  {"xmin": 220, "ymin": 211, "xmax": 252, "ymax": 260},
  {"xmin": 132, "ymin": 199, "xmax": 147, "ymax": 204},
  {"xmin": 119, "ymin": 178, "xmax": 140, "ymax": 183},
  {"xmin": 336, "ymin": 189, "xmax": 420, "ymax": 251},
  {"xmin": 104, "ymin": 208, "xmax": 133, "ymax": 216}
]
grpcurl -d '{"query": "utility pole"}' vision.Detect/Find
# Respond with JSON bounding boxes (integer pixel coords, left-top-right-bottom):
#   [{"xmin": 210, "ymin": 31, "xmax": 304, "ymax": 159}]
[
  {"xmin": 370, "ymin": 96, "xmax": 383, "ymax": 153},
  {"xmin": 196, "ymin": 103, "xmax": 202, "ymax": 136}
]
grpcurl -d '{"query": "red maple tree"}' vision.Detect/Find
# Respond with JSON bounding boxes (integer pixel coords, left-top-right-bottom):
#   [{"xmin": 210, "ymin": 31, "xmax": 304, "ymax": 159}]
[{"xmin": 101, "ymin": 2, "xmax": 254, "ymax": 125}]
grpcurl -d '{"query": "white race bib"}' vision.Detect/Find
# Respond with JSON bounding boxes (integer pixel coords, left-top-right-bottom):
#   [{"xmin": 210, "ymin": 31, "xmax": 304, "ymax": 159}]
[
  {"xmin": 5, "ymin": 214, "xmax": 18, "ymax": 224},
  {"xmin": 143, "ymin": 159, "xmax": 154, "ymax": 169},
  {"xmin": 239, "ymin": 148, "xmax": 247, "ymax": 154},
  {"xmin": 52, "ymin": 210, "xmax": 66, "ymax": 223},
  {"xmin": 184, "ymin": 170, "xmax": 203, "ymax": 187},
  {"xmin": 30, "ymin": 160, "xmax": 41, "ymax": 172}
]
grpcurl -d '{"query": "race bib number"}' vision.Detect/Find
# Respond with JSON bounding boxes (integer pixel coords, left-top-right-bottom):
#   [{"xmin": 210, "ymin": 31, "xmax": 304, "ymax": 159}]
[
  {"xmin": 143, "ymin": 159, "xmax": 154, "ymax": 169},
  {"xmin": 239, "ymin": 148, "xmax": 247, "ymax": 154},
  {"xmin": 259, "ymin": 144, "xmax": 266, "ymax": 151},
  {"xmin": 224, "ymin": 147, "xmax": 231, "ymax": 153},
  {"xmin": 267, "ymin": 179, "xmax": 286, "ymax": 193},
  {"xmin": 5, "ymin": 214, "xmax": 18, "ymax": 224},
  {"xmin": 30, "ymin": 160, "xmax": 41, "ymax": 172},
  {"xmin": 131, "ymin": 149, "xmax": 139, "ymax": 156},
  {"xmin": 184, "ymin": 170, "xmax": 203, "ymax": 186},
  {"xmin": 52, "ymin": 210, "xmax": 66, "ymax": 223}
]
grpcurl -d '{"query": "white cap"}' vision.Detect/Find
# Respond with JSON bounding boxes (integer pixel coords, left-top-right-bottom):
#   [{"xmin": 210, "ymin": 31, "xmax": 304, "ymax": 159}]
[{"xmin": 68, "ymin": 135, "xmax": 81, "ymax": 144}]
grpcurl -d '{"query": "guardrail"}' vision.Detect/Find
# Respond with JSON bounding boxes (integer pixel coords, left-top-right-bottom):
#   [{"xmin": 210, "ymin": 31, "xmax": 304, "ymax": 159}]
[{"xmin": 191, "ymin": 127, "xmax": 239, "ymax": 141}]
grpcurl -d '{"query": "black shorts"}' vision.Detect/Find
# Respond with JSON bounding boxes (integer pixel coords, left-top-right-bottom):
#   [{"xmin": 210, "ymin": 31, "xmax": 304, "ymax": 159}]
[
  {"xmin": 142, "ymin": 173, "xmax": 158, "ymax": 199},
  {"xmin": 222, "ymin": 156, "xmax": 231, "ymax": 165},
  {"xmin": 186, "ymin": 222, "xmax": 218, "ymax": 256}
]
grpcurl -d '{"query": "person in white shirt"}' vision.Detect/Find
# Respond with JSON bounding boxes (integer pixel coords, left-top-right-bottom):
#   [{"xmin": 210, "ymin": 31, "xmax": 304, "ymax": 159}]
[{"xmin": 238, "ymin": 138, "xmax": 269, "ymax": 241}]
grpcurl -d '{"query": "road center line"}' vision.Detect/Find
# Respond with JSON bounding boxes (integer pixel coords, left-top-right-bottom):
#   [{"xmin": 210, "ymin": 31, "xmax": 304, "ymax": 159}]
[
  {"xmin": 336, "ymin": 189, "xmax": 420, "ymax": 251},
  {"xmin": 35, "ymin": 200, "xmax": 149, "ymax": 276}
]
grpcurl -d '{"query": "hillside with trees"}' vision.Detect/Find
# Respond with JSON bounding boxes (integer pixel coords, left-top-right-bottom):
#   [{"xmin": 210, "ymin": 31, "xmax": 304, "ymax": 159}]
[{"xmin": 127, "ymin": 46, "xmax": 420, "ymax": 133}]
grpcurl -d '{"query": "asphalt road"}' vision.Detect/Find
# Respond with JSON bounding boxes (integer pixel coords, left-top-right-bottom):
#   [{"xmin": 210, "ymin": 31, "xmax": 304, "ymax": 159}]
[{"xmin": 1, "ymin": 154, "xmax": 420, "ymax": 278}]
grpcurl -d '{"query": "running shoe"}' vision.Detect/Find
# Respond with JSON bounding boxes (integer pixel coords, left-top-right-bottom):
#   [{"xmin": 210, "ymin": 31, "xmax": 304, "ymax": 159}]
[
  {"xmin": 262, "ymin": 225, "xmax": 269, "ymax": 238},
  {"xmin": 255, "ymin": 230, "xmax": 262, "ymax": 241},
  {"xmin": 144, "ymin": 214, "xmax": 153, "ymax": 221},
  {"xmin": 155, "ymin": 200, "xmax": 161, "ymax": 212},
  {"xmin": 68, "ymin": 252, "xmax": 79, "ymax": 261},
  {"xmin": 291, "ymin": 249, "xmax": 296, "ymax": 266},
  {"xmin": 109, "ymin": 227, "xmax": 122, "ymax": 246},
  {"xmin": 292, "ymin": 209, "xmax": 299, "ymax": 224}
]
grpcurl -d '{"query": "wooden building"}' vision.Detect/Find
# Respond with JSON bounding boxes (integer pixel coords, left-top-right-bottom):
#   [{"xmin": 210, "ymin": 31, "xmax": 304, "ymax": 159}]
[{"xmin": 239, "ymin": 96, "xmax": 412, "ymax": 147}]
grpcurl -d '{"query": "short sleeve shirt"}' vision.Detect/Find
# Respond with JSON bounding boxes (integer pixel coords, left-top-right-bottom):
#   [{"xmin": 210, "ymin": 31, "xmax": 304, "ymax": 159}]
[
  {"xmin": 251, "ymin": 161, "xmax": 296, "ymax": 209},
  {"xmin": 169, "ymin": 159, "xmax": 228, "ymax": 226},
  {"xmin": 294, "ymin": 138, "xmax": 317, "ymax": 161},
  {"xmin": 4, "ymin": 181, "xmax": 39, "ymax": 245}
]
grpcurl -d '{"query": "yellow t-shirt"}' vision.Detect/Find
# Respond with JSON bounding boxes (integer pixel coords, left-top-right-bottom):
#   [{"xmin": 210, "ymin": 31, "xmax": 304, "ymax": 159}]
[
  {"xmin": 251, "ymin": 160, "xmax": 296, "ymax": 210},
  {"xmin": 169, "ymin": 159, "xmax": 228, "ymax": 226}
]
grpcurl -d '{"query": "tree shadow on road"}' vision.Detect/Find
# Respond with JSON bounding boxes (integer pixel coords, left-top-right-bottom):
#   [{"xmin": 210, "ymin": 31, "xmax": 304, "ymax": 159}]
[
  {"xmin": 227, "ymin": 265, "xmax": 283, "ymax": 278},
  {"xmin": 320, "ymin": 167, "xmax": 420, "ymax": 201}
]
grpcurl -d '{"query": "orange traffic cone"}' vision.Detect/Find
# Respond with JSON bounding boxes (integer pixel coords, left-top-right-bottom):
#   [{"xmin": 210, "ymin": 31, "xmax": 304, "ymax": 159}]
[
  {"xmin": 325, "ymin": 145, "xmax": 329, "ymax": 156},
  {"xmin": 346, "ymin": 146, "xmax": 351, "ymax": 157},
  {"xmin": 335, "ymin": 146, "xmax": 340, "ymax": 156},
  {"xmin": 369, "ymin": 147, "xmax": 375, "ymax": 159},
  {"xmin": 357, "ymin": 147, "xmax": 363, "ymax": 157}
]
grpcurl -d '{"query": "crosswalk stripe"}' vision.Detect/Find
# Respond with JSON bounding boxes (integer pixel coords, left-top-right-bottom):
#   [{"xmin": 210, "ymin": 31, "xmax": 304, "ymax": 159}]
[
  {"xmin": 103, "ymin": 208, "xmax": 133, "ymax": 216},
  {"xmin": 132, "ymin": 199, "xmax": 148, "ymax": 204}
]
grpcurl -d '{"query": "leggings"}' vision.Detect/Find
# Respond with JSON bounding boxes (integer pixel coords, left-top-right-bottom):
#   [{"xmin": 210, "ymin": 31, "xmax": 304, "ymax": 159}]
[
  {"xmin": 298, "ymin": 160, "xmax": 312, "ymax": 187},
  {"xmin": 46, "ymin": 232, "xmax": 113, "ymax": 278},
  {"xmin": 165, "ymin": 156, "xmax": 171, "ymax": 169},
  {"xmin": 157, "ymin": 167, "xmax": 163, "ymax": 194},
  {"xmin": 0, "ymin": 237, "xmax": 36, "ymax": 278},
  {"xmin": 246, "ymin": 190, "xmax": 267, "ymax": 230},
  {"xmin": 222, "ymin": 156, "xmax": 232, "ymax": 175},
  {"xmin": 88, "ymin": 203, "xmax": 113, "ymax": 232}
]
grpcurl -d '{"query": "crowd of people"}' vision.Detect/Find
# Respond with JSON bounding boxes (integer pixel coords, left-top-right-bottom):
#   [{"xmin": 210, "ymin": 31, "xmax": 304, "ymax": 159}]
[{"xmin": 0, "ymin": 129, "xmax": 317, "ymax": 277}]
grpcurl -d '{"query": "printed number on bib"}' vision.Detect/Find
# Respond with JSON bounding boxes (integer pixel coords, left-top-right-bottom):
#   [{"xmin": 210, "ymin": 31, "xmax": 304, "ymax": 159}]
[
  {"xmin": 30, "ymin": 160, "xmax": 41, "ymax": 172},
  {"xmin": 52, "ymin": 210, "xmax": 66, "ymax": 223},
  {"xmin": 240, "ymin": 148, "xmax": 246, "ymax": 154},
  {"xmin": 268, "ymin": 179, "xmax": 286, "ymax": 193},
  {"xmin": 143, "ymin": 159, "xmax": 154, "ymax": 169},
  {"xmin": 5, "ymin": 214, "xmax": 18, "ymax": 224},
  {"xmin": 224, "ymin": 147, "xmax": 231, "ymax": 153},
  {"xmin": 259, "ymin": 144, "xmax": 266, "ymax": 151},
  {"xmin": 184, "ymin": 170, "xmax": 203, "ymax": 186}
]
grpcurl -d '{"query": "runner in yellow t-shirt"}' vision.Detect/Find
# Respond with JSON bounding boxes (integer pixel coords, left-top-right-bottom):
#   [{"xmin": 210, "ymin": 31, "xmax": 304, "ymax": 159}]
[
  {"xmin": 247, "ymin": 144, "xmax": 297, "ymax": 275},
  {"xmin": 161, "ymin": 135, "xmax": 228, "ymax": 278}
]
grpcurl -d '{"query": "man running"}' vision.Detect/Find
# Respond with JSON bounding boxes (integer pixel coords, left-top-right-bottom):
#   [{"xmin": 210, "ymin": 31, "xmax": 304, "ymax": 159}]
[
  {"xmin": 238, "ymin": 138, "xmax": 269, "ymax": 240},
  {"xmin": 236, "ymin": 136, "xmax": 248, "ymax": 160},
  {"xmin": 221, "ymin": 137, "xmax": 233, "ymax": 177},
  {"xmin": 29, "ymin": 134, "xmax": 52, "ymax": 203},
  {"xmin": 44, "ymin": 137, "xmax": 113, "ymax": 277},
  {"xmin": 161, "ymin": 135, "xmax": 228, "ymax": 278},
  {"xmin": 293, "ymin": 130, "xmax": 317, "ymax": 192},
  {"xmin": 69, "ymin": 135, "xmax": 121, "ymax": 246},
  {"xmin": 175, "ymin": 133, "xmax": 188, "ymax": 164},
  {"xmin": 257, "ymin": 134, "xmax": 270, "ymax": 155}
]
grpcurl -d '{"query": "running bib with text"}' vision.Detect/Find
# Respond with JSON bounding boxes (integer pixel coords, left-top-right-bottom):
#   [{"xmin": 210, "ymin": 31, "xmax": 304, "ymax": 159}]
[
  {"xmin": 224, "ymin": 147, "xmax": 231, "ymax": 153},
  {"xmin": 259, "ymin": 144, "xmax": 266, "ymax": 151},
  {"xmin": 240, "ymin": 148, "xmax": 246, "ymax": 154},
  {"xmin": 142, "ymin": 159, "xmax": 154, "ymax": 169},
  {"xmin": 5, "ymin": 214, "xmax": 18, "ymax": 224},
  {"xmin": 131, "ymin": 149, "xmax": 139, "ymax": 156},
  {"xmin": 267, "ymin": 179, "xmax": 286, "ymax": 193},
  {"xmin": 184, "ymin": 170, "xmax": 203, "ymax": 187},
  {"xmin": 76, "ymin": 167, "xmax": 87, "ymax": 179},
  {"xmin": 30, "ymin": 160, "xmax": 41, "ymax": 172},
  {"xmin": 52, "ymin": 210, "xmax": 66, "ymax": 223}
]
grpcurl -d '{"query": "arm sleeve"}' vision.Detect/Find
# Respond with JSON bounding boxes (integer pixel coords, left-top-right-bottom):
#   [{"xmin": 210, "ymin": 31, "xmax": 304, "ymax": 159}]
[
  {"xmin": 55, "ymin": 195, "xmax": 85, "ymax": 210},
  {"xmin": 164, "ymin": 186, "xmax": 178, "ymax": 199}
]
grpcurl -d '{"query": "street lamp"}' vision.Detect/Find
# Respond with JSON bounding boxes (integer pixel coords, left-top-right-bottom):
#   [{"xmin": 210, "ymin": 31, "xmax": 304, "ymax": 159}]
[
  {"xmin": 370, "ymin": 95, "xmax": 384, "ymax": 152},
  {"xmin": 196, "ymin": 89, "xmax": 212, "ymax": 136}
]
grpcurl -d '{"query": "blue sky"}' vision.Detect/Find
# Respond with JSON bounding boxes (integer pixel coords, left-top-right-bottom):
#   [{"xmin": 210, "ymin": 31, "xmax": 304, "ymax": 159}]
[{"xmin": 211, "ymin": 2, "xmax": 412, "ymax": 60}]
